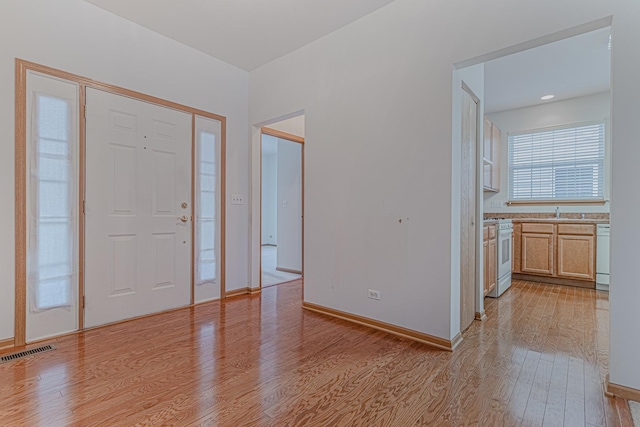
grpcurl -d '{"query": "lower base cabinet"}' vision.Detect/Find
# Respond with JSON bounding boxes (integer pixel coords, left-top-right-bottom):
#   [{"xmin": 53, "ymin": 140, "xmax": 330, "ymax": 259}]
[
  {"xmin": 483, "ymin": 225, "xmax": 497, "ymax": 296},
  {"xmin": 513, "ymin": 221, "xmax": 596, "ymax": 286}
]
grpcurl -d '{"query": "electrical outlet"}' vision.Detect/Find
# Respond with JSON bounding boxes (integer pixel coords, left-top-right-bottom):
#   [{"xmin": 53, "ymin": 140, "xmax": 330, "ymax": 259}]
[
  {"xmin": 368, "ymin": 289, "xmax": 381, "ymax": 300},
  {"xmin": 231, "ymin": 194, "xmax": 244, "ymax": 205}
]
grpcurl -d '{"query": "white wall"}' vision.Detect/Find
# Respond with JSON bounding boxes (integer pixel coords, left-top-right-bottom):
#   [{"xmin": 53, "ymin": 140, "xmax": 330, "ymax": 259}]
[
  {"xmin": 276, "ymin": 140, "xmax": 303, "ymax": 272},
  {"xmin": 0, "ymin": 0, "xmax": 250, "ymax": 341},
  {"xmin": 268, "ymin": 115, "xmax": 305, "ymax": 138},
  {"xmin": 485, "ymin": 92, "xmax": 611, "ymax": 214},
  {"xmin": 609, "ymin": 1, "xmax": 640, "ymax": 391},
  {"xmin": 249, "ymin": 0, "xmax": 640, "ymax": 376},
  {"xmin": 262, "ymin": 151, "xmax": 278, "ymax": 245}
]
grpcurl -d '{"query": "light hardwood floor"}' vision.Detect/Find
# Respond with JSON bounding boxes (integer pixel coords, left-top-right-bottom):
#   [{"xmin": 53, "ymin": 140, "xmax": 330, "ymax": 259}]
[{"xmin": 0, "ymin": 280, "xmax": 633, "ymax": 426}]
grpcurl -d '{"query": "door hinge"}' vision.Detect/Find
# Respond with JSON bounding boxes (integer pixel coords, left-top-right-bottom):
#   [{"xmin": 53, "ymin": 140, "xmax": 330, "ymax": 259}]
[
  {"xmin": 82, "ymin": 296, "xmax": 86, "ymax": 309},
  {"xmin": 84, "ymin": 105, "xmax": 87, "ymax": 117},
  {"xmin": 83, "ymin": 200, "xmax": 86, "ymax": 214}
]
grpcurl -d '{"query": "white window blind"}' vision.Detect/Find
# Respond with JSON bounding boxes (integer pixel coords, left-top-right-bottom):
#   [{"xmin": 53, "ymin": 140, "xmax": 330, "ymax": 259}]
[
  {"xmin": 508, "ymin": 121, "xmax": 605, "ymax": 201},
  {"xmin": 195, "ymin": 130, "xmax": 217, "ymax": 285},
  {"xmin": 29, "ymin": 94, "xmax": 75, "ymax": 310}
]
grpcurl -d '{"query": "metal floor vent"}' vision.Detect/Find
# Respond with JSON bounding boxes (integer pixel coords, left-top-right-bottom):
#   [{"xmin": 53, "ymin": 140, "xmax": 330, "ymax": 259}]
[{"xmin": 1, "ymin": 344, "xmax": 56, "ymax": 363}]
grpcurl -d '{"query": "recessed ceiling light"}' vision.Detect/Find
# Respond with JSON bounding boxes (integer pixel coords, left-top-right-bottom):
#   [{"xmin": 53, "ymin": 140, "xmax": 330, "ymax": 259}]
[{"xmin": 541, "ymin": 95, "xmax": 555, "ymax": 100}]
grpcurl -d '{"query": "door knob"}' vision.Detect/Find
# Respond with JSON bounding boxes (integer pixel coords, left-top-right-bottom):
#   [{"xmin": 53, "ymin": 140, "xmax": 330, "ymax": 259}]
[{"xmin": 178, "ymin": 215, "xmax": 188, "ymax": 223}]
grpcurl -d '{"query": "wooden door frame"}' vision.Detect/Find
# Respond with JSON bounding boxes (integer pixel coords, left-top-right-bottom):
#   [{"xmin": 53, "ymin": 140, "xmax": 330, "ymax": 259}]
[
  {"xmin": 259, "ymin": 126, "xmax": 304, "ymax": 290},
  {"xmin": 14, "ymin": 59, "xmax": 227, "ymax": 347}
]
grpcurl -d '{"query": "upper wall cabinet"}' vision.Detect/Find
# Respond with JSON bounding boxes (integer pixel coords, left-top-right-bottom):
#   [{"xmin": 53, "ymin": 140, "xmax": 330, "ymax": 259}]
[{"xmin": 483, "ymin": 118, "xmax": 501, "ymax": 192}]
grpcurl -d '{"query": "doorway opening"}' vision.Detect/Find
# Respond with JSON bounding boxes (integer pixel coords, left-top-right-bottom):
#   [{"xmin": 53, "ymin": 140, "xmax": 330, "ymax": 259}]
[
  {"xmin": 260, "ymin": 116, "xmax": 304, "ymax": 288},
  {"xmin": 455, "ymin": 22, "xmax": 612, "ymax": 329}
]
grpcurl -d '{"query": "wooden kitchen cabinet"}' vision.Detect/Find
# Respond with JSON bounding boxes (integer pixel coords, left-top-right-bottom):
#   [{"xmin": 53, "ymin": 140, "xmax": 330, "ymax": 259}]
[
  {"xmin": 512, "ymin": 222, "xmax": 522, "ymax": 273},
  {"xmin": 513, "ymin": 221, "xmax": 598, "ymax": 287},
  {"xmin": 521, "ymin": 233, "xmax": 554, "ymax": 276},
  {"xmin": 483, "ymin": 118, "xmax": 501, "ymax": 192},
  {"xmin": 487, "ymin": 234, "xmax": 497, "ymax": 295},
  {"xmin": 557, "ymin": 224, "xmax": 596, "ymax": 281},
  {"xmin": 520, "ymin": 223, "xmax": 554, "ymax": 276},
  {"xmin": 483, "ymin": 224, "xmax": 497, "ymax": 296}
]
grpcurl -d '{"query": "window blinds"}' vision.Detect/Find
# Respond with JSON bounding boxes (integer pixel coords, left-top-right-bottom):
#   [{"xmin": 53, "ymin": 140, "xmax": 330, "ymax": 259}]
[{"xmin": 508, "ymin": 122, "xmax": 605, "ymax": 201}]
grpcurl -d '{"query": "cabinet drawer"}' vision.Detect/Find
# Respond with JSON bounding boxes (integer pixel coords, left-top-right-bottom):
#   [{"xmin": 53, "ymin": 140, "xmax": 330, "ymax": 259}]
[
  {"xmin": 488, "ymin": 225, "xmax": 496, "ymax": 239},
  {"xmin": 483, "ymin": 226, "xmax": 489, "ymax": 240},
  {"xmin": 521, "ymin": 223, "xmax": 554, "ymax": 234},
  {"xmin": 557, "ymin": 224, "xmax": 595, "ymax": 236}
]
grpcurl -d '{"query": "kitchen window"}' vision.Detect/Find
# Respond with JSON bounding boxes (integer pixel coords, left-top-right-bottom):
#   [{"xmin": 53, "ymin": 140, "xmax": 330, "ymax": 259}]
[{"xmin": 508, "ymin": 121, "xmax": 605, "ymax": 202}]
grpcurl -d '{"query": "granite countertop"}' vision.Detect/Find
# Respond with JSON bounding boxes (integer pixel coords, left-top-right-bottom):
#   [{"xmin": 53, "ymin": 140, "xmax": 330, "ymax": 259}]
[
  {"xmin": 509, "ymin": 218, "xmax": 609, "ymax": 224},
  {"xmin": 483, "ymin": 213, "xmax": 609, "ymax": 225}
]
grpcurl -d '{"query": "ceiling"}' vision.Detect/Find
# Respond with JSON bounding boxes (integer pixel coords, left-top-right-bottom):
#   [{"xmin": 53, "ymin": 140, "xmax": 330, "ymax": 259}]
[
  {"xmin": 85, "ymin": 0, "xmax": 396, "ymax": 71},
  {"xmin": 484, "ymin": 27, "xmax": 611, "ymax": 114}
]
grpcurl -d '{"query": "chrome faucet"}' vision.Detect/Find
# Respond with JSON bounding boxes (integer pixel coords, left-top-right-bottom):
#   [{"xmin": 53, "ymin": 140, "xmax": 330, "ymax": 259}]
[{"xmin": 555, "ymin": 207, "xmax": 560, "ymax": 219}]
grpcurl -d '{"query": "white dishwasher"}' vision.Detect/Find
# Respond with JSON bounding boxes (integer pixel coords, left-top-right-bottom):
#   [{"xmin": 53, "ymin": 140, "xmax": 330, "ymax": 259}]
[{"xmin": 596, "ymin": 224, "xmax": 610, "ymax": 291}]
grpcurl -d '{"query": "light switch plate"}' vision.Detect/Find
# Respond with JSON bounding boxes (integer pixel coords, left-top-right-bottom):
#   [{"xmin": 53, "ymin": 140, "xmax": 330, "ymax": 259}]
[
  {"xmin": 491, "ymin": 200, "xmax": 503, "ymax": 208},
  {"xmin": 231, "ymin": 194, "xmax": 244, "ymax": 205}
]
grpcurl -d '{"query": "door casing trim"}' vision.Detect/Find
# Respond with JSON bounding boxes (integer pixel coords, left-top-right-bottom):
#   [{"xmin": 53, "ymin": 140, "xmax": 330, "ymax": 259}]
[{"xmin": 259, "ymin": 126, "xmax": 304, "ymax": 291}]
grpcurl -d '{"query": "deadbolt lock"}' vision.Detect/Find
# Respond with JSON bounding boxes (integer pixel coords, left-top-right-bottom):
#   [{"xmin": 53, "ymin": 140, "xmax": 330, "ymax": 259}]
[{"xmin": 181, "ymin": 202, "xmax": 188, "ymax": 209}]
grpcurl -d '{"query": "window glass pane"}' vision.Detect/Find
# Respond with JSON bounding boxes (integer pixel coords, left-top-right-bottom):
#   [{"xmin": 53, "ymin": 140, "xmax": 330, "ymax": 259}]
[
  {"xmin": 38, "ymin": 96, "xmax": 69, "ymax": 141},
  {"xmin": 196, "ymin": 131, "xmax": 217, "ymax": 285},
  {"xmin": 31, "ymin": 93, "xmax": 74, "ymax": 310}
]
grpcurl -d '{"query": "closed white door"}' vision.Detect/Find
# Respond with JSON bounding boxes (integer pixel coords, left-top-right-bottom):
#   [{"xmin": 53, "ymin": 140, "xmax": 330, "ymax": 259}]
[{"xmin": 85, "ymin": 89, "xmax": 192, "ymax": 328}]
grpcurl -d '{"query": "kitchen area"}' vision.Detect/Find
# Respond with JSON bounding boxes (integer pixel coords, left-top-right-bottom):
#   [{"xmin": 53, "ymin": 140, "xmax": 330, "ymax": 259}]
[
  {"xmin": 481, "ymin": 108, "xmax": 610, "ymax": 299},
  {"xmin": 477, "ymin": 27, "xmax": 611, "ymax": 301}
]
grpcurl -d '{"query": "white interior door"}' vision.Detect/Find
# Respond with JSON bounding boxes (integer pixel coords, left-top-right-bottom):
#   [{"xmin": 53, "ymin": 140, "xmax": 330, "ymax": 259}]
[
  {"xmin": 25, "ymin": 72, "xmax": 79, "ymax": 342},
  {"xmin": 85, "ymin": 89, "xmax": 192, "ymax": 328}
]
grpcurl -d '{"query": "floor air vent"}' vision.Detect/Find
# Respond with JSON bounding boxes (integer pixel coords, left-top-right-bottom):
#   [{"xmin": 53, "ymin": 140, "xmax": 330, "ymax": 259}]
[{"xmin": 0, "ymin": 344, "xmax": 56, "ymax": 363}]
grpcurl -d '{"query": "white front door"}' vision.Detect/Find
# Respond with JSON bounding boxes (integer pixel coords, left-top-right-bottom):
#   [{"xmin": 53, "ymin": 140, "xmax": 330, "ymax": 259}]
[{"xmin": 84, "ymin": 89, "xmax": 192, "ymax": 328}]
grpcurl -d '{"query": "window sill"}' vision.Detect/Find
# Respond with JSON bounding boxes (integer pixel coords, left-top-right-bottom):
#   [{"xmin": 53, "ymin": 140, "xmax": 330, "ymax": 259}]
[{"xmin": 507, "ymin": 200, "xmax": 608, "ymax": 206}]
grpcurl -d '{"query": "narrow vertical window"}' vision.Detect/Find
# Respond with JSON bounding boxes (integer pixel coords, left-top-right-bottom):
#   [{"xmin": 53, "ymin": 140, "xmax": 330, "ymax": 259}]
[
  {"xmin": 29, "ymin": 94, "xmax": 75, "ymax": 310},
  {"xmin": 196, "ymin": 130, "xmax": 216, "ymax": 285}
]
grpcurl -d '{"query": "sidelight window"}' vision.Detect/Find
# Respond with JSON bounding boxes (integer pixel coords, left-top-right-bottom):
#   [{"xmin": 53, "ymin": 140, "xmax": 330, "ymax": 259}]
[{"xmin": 29, "ymin": 94, "xmax": 76, "ymax": 310}]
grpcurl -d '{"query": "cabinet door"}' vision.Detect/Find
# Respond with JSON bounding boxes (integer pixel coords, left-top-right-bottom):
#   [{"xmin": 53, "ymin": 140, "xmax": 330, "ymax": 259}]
[
  {"xmin": 483, "ymin": 237, "xmax": 489, "ymax": 296},
  {"xmin": 512, "ymin": 223, "xmax": 522, "ymax": 273},
  {"xmin": 491, "ymin": 125, "xmax": 501, "ymax": 192},
  {"xmin": 488, "ymin": 237, "xmax": 497, "ymax": 294},
  {"xmin": 483, "ymin": 119, "xmax": 493, "ymax": 190},
  {"xmin": 557, "ymin": 234, "xmax": 595, "ymax": 280},
  {"xmin": 521, "ymin": 233, "xmax": 554, "ymax": 275}
]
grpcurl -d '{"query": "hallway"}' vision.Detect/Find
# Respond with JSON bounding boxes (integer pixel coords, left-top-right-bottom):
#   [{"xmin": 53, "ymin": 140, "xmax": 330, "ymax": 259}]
[{"xmin": 261, "ymin": 245, "xmax": 301, "ymax": 287}]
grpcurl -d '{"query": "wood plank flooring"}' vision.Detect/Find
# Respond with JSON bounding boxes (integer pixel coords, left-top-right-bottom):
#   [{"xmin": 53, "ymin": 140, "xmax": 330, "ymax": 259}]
[{"xmin": 0, "ymin": 280, "xmax": 632, "ymax": 426}]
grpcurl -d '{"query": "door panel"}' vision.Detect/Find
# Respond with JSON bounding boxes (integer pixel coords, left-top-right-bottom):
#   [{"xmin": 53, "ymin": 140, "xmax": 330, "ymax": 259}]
[
  {"xmin": 460, "ymin": 87, "xmax": 477, "ymax": 332},
  {"xmin": 521, "ymin": 233, "xmax": 554, "ymax": 275},
  {"xmin": 557, "ymin": 235, "xmax": 595, "ymax": 280},
  {"xmin": 85, "ymin": 89, "xmax": 191, "ymax": 328}
]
